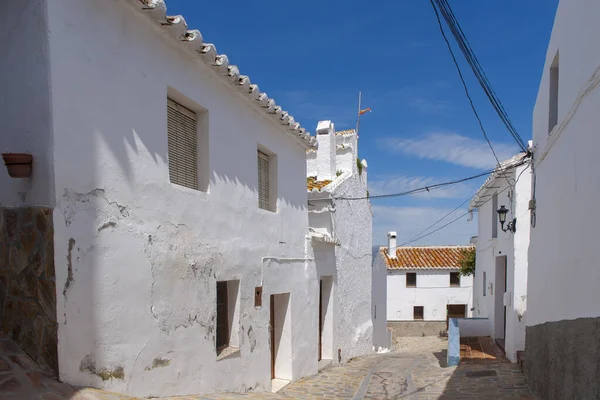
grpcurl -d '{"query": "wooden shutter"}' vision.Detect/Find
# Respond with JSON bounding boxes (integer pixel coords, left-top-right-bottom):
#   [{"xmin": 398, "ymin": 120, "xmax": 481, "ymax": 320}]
[
  {"xmin": 167, "ymin": 99, "xmax": 198, "ymax": 190},
  {"xmin": 257, "ymin": 151, "xmax": 270, "ymax": 210}
]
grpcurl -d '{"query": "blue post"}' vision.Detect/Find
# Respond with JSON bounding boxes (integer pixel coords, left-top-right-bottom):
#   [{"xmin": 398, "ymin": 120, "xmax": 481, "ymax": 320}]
[{"xmin": 447, "ymin": 318, "xmax": 460, "ymax": 366}]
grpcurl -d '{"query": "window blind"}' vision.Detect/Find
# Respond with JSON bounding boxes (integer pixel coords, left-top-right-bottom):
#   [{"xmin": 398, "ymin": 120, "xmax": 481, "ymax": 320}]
[
  {"xmin": 167, "ymin": 99, "xmax": 198, "ymax": 190},
  {"xmin": 257, "ymin": 151, "xmax": 270, "ymax": 210}
]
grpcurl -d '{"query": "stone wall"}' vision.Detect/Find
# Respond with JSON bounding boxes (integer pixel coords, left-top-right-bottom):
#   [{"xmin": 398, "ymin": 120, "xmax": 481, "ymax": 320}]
[
  {"xmin": 387, "ymin": 321, "xmax": 447, "ymax": 339},
  {"xmin": 0, "ymin": 207, "xmax": 57, "ymax": 376},
  {"xmin": 525, "ymin": 318, "xmax": 600, "ymax": 400}
]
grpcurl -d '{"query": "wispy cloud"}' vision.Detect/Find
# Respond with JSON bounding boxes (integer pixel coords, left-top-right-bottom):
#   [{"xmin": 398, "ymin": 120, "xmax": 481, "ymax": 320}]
[
  {"xmin": 380, "ymin": 132, "xmax": 518, "ymax": 170},
  {"xmin": 372, "ymin": 205, "xmax": 476, "ymax": 246},
  {"xmin": 369, "ymin": 174, "xmax": 475, "ymax": 199},
  {"xmin": 407, "ymin": 97, "xmax": 450, "ymax": 116}
]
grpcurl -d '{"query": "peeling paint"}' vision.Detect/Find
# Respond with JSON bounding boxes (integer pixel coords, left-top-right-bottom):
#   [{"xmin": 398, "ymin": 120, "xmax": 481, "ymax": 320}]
[
  {"xmin": 63, "ymin": 238, "xmax": 75, "ymax": 298},
  {"xmin": 144, "ymin": 357, "xmax": 171, "ymax": 371},
  {"xmin": 247, "ymin": 326, "xmax": 256, "ymax": 353},
  {"xmin": 97, "ymin": 220, "xmax": 117, "ymax": 232},
  {"xmin": 79, "ymin": 355, "xmax": 125, "ymax": 381}
]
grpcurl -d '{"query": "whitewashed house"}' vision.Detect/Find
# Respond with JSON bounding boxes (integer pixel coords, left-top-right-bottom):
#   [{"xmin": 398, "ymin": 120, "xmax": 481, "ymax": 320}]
[
  {"xmin": 525, "ymin": 0, "xmax": 600, "ymax": 398},
  {"xmin": 469, "ymin": 153, "xmax": 531, "ymax": 363},
  {"xmin": 376, "ymin": 236, "xmax": 474, "ymax": 337},
  {"xmin": 0, "ymin": 0, "xmax": 328, "ymax": 397},
  {"xmin": 306, "ymin": 122, "xmax": 389, "ymax": 363}
]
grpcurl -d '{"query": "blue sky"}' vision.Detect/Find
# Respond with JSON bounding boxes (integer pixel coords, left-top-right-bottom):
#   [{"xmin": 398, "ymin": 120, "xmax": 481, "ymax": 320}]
[{"xmin": 165, "ymin": 0, "xmax": 558, "ymax": 246}]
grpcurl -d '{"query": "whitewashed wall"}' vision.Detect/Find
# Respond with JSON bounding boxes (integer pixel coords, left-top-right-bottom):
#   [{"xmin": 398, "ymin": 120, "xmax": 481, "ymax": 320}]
[
  {"xmin": 471, "ymin": 163, "xmax": 531, "ymax": 362},
  {"xmin": 0, "ymin": 0, "xmax": 54, "ymax": 206},
  {"xmin": 372, "ymin": 248, "xmax": 391, "ymax": 349},
  {"xmin": 46, "ymin": 0, "xmax": 316, "ymax": 397},
  {"xmin": 387, "ymin": 270, "xmax": 473, "ymax": 321},
  {"xmin": 528, "ymin": 0, "xmax": 600, "ymax": 327},
  {"xmin": 308, "ymin": 127, "xmax": 376, "ymax": 362}
]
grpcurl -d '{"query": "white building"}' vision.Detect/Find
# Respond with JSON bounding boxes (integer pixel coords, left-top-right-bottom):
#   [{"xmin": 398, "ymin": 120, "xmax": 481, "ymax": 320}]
[
  {"xmin": 306, "ymin": 122, "xmax": 390, "ymax": 362},
  {"xmin": 526, "ymin": 0, "xmax": 600, "ymax": 398},
  {"xmin": 469, "ymin": 153, "xmax": 532, "ymax": 363},
  {"xmin": 0, "ymin": 0, "xmax": 330, "ymax": 397},
  {"xmin": 375, "ymin": 236, "xmax": 473, "ymax": 337}
]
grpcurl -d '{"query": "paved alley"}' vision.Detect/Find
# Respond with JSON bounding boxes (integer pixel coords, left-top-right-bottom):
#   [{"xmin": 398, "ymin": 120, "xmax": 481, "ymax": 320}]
[{"xmin": 0, "ymin": 335, "xmax": 534, "ymax": 400}]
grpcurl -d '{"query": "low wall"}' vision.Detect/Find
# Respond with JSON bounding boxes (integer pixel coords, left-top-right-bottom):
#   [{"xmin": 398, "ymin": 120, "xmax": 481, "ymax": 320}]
[
  {"xmin": 0, "ymin": 207, "xmax": 57, "ymax": 376},
  {"xmin": 526, "ymin": 318, "xmax": 600, "ymax": 400},
  {"xmin": 387, "ymin": 321, "xmax": 446, "ymax": 338},
  {"xmin": 457, "ymin": 318, "xmax": 491, "ymax": 337}
]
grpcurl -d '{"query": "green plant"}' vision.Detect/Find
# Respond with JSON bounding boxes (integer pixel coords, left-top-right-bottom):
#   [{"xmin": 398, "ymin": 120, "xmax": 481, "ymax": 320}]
[
  {"xmin": 336, "ymin": 170, "xmax": 343, "ymax": 177},
  {"xmin": 458, "ymin": 247, "xmax": 476, "ymax": 276},
  {"xmin": 366, "ymin": 190, "xmax": 370, "ymax": 198},
  {"xmin": 356, "ymin": 157, "xmax": 363, "ymax": 175}
]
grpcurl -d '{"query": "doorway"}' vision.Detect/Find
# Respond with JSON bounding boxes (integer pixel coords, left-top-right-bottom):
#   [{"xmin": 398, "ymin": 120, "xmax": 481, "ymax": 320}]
[
  {"xmin": 494, "ymin": 256, "xmax": 507, "ymax": 350},
  {"xmin": 318, "ymin": 276, "xmax": 333, "ymax": 363},
  {"xmin": 270, "ymin": 293, "xmax": 292, "ymax": 382}
]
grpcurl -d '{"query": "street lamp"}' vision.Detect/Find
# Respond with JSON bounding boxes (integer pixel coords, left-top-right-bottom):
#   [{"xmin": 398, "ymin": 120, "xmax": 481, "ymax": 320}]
[{"xmin": 497, "ymin": 205, "xmax": 516, "ymax": 233}]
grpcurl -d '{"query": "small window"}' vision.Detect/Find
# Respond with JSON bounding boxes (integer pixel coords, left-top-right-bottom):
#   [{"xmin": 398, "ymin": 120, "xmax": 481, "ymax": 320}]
[
  {"xmin": 258, "ymin": 150, "xmax": 277, "ymax": 211},
  {"xmin": 549, "ymin": 51, "xmax": 559, "ymax": 134},
  {"xmin": 491, "ymin": 192, "xmax": 498, "ymax": 239},
  {"xmin": 450, "ymin": 272, "xmax": 461, "ymax": 287},
  {"xmin": 413, "ymin": 306, "xmax": 424, "ymax": 320},
  {"xmin": 406, "ymin": 273, "xmax": 417, "ymax": 288},
  {"xmin": 483, "ymin": 271, "xmax": 487, "ymax": 297},
  {"xmin": 167, "ymin": 99, "xmax": 198, "ymax": 190},
  {"xmin": 216, "ymin": 280, "xmax": 240, "ymax": 356}
]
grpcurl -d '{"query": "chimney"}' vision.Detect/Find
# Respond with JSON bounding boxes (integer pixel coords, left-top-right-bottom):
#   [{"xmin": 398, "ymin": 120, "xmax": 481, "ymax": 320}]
[
  {"xmin": 387, "ymin": 231, "xmax": 397, "ymax": 259},
  {"xmin": 316, "ymin": 120, "xmax": 336, "ymax": 181}
]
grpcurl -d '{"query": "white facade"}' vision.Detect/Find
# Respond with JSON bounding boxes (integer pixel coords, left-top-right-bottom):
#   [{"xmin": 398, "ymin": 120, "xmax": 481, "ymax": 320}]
[
  {"xmin": 386, "ymin": 269, "xmax": 473, "ymax": 321},
  {"xmin": 525, "ymin": 0, "xmax": 600, "ymax": 397},
  {"xmin": 1, "ymin": 0, "xmax": 325, "ymax": 397},
  {"xmin": 469, "ymin": 157, "xmax": 532, "ymax": 362},
  {"xmin": 307, "ymin": 122, "xmax": 388, "ymax": 359},
  {"xmin": 375, "ymin": 244, "xmax": 473, "ymax": 323},
  {"xmin": 528, "ymin": 0, "xmax": 600, "ymax": 329}
]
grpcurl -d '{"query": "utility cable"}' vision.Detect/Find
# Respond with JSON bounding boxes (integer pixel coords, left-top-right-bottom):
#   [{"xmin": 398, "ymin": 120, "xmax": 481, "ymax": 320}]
[
  {"xmin": 429, "ymin": 0, "xmax": 504, "ymax": 170},
  {"xmin": 432, "ymin": 0, "xmax": 528, "ymax": 152}
]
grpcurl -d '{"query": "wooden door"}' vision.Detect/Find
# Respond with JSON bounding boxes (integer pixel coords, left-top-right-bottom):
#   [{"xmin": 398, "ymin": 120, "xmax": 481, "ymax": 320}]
[
  {"xmin": 318, "ymin": 280, "xmax": 323, "ymax": 361},
  {"xmin": 270, "ymin": 295, "xmax": 275, "ymax": 379}
]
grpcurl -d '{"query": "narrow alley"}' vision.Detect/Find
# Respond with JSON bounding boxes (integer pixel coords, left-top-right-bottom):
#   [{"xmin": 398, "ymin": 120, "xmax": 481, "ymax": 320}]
[{"xmin": 1, "ymin": 334, "xmax": 532, "ymax": 400}]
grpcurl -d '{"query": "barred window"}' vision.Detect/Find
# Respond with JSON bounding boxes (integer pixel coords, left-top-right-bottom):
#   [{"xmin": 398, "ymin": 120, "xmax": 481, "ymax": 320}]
[{"xmin": 167, "ymin": 99, "xmax": 198, "ymax": 190}]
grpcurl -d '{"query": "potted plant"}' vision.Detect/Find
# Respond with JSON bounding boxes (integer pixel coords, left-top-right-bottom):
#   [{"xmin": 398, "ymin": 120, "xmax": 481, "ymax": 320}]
[{"xmin": 2, "ymin": 153, "xmax": 33, "ymax": 178}]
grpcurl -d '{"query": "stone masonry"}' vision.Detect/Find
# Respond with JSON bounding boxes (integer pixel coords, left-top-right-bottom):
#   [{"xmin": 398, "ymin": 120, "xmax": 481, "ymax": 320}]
[{"xmin": 0, "ymin": 207, "xmax": 57, "ymax": 376}]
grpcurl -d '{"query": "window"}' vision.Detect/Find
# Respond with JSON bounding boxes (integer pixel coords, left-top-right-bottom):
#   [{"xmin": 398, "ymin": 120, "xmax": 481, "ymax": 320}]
[
  {"xmin": 549, "ymin": 51, "xmax": 559, "ymax": 133},
  {"xmin": 258, "ymin": 150, "xmax": 277, "ymax": 211},
  {"xmin": 450, "ymin": 272, "xmax": 461, "ymax": 287},
  {"xmin": 216, "ymin": 280, "xmax": 240, "ymax": 356},
  {"xmin": 406, "ymin": 273, "xmax": 417, "ymax": 288},
  {"xmin": 483, "ymin": 271, "xmax": 487, "ymax": 297},
  {"xmin": 167, "ymin": 99, "xmax": 198, "ymax": 190},
  {"xmin": 413, "ymin": 306, "xmax": 424, "ymax": 320},
  {"xmin": 491, "ymin": 192, "xmax": 498, "ymax": 238}
]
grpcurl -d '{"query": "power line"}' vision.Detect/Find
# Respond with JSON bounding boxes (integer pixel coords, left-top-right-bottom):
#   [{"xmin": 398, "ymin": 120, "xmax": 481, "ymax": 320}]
[
  {"xmin": 431, "ymin": 0, "xmax": 528, "ymax": 152},
  {"xmin": 429, "ymin": 0, "xmax": 504, "ymax": 169},
  {"xmin": 400, "ymin": 163, "xmax": 531, "ymax": 246},
  {"xmin": 399, "ymin": 197, "xmax": 471, "ymax": 246},
  {"xmin": 330, "ymin": 153, "xmax": 528, "ymax": 202}
]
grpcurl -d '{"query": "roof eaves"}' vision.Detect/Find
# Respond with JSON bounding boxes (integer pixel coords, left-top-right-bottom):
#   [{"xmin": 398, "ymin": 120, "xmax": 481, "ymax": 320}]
[{"xmin": 131, "ymin": 0, "xmax": 316, "ymax": 149}]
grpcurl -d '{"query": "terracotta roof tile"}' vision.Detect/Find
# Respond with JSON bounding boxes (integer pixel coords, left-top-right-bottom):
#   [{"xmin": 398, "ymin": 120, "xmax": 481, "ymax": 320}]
[
  {"xmin": 382, "ymin": 245, "xmax": 474, "ymax": 269},
  {"xmin": 335, "ymin": 129, "xmax": 355, "ymax": 136},
  {"xmin": 307, "ymin": 176, "xmax": 332, "ymax": 191}
]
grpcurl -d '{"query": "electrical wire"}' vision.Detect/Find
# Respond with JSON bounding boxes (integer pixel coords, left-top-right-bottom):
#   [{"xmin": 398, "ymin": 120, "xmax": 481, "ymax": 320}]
[
  {"xmin": 400, "ymin": 163, "xmax": 531, "ymax": 246},
  {"xmin": 432, "ymin": 0, "xmax": 528, "ymax": 152},
  {"xmin": 328, "ymin": 157, "xmax": 528, "ymax": 202},
  {"xmin": 429, "ymin": 0, "xmax": 504, "ymax": 171}
]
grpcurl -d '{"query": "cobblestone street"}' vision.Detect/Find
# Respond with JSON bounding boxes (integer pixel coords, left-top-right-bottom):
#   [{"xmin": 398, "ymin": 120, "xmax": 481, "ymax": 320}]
[{"xmin": 1, "ymin": 336, "xmax": 534, "ymax": 399}]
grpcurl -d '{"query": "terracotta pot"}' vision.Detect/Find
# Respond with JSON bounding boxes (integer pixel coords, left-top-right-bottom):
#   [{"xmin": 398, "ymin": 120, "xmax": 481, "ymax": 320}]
[{"xmin": 2, "ymin": 153, "xmax": 33, "ymax": 178}]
